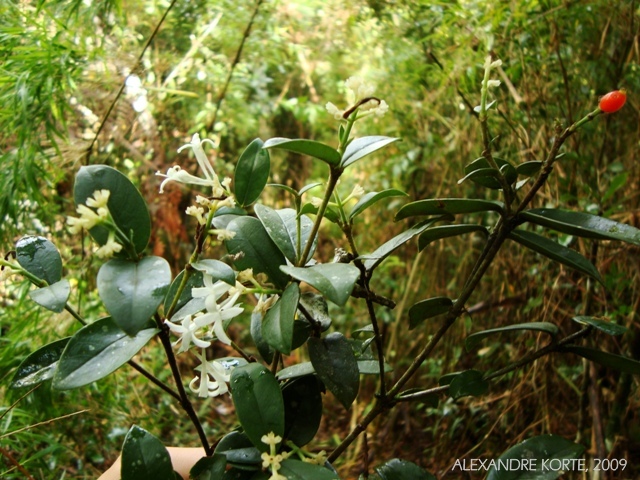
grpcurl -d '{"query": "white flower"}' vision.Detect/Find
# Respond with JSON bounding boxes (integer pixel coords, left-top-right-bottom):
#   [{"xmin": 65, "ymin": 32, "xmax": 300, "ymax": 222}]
[
  {"xmin": 487, "ymin": 79, "xmax": 501, "ymax": 88},
  {"xmin": 350, "ymin": 184, "xmax": 365, "ymax": 200},
  {"xmin": 156, "ymin": 133, "xmax": 224, "ymax": 194},
  {"xmin": 210, "ymin": 229, "xmax": 236, "ymax": 241},
  {"xmin": 261, "ymin": 432, "xmax": 282, "ymax": 449},
  {"xmin": 188, "ymin": 349, "xmax": 232, "ymax": 398},
  {"xmin": 186, "ymin": 205, "xmax": 207, "ymax": 225},
  {"xmin": 85, "ymin": 189, "xmax": 110, "ymax": 209},
  {"xmin": 67, "ymin": 203, "xmax": 108, "ymax": 234},
  {"xmin": 165, "ymin": 314, "xmax": 213, "ymax": 353},
  {"xmin": 191, "ymin": 274, "xmax": 244, "ymax": 345},
  {"xmin": 94, "ymin": 231, "xmax": 123, "ymax": 259},
  {"xmin": 345, "ymin": 76, "xmax": 375, "ymax": 104},
  {"xmin": 325, "ymin": 102, "xmax": 343, "ymax": 120},
  {"xmin": 374, "ymin": 99, "xmax": 389, "ymax": 117},
  {"xmin": 326, "ymin": 76, "xmax": 388, "ymax": 120}
]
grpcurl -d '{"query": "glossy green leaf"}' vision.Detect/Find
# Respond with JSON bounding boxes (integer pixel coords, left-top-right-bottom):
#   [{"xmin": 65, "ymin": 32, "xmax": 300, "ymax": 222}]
[
  {"xmin": 11, "ymin": 338, "xmax": 70, "ymax": 389},
  {"xmin": 276, "ymin": 362, "xmax": 316, "ymax": 380},
  {"xmin": 571, "ymin": 316, "xmax": 627, "ymax": 335},
  {"xmin": 376, "ymin": 458, "xmax": 436, "ymax": 480},
  {"xmin": 75, "ymin": 165, "xmax": 151, "ymax": 254},
  {"xmin": 230, "ymin": 363, "xmax": 285, "ymax": 452},
  {"xmin": 262, "ymin": 283, "xmax": 300, "ymax": 355},
  {"xmin": 226, "ymin": 216, "xmax": 289, "ymax": 288},
  {"xmin": 461, "ymin": 157, "xmax": 516, "ymax": 189},
  {"xmin": 395, "ymin": 199, "xmax": 504, "ymax": 220},
  {"xmin": 97, "ymin": 256, "xmax": 171, "ymax": 335},
  {"xmin": 281, "ymin": 264, "xmax": 360, "ymax": 307},
  {"xmin": 28, "ymin": 279, "xmax": 70, "ymax": 313},
  {"xmin": 563, "ymin": 346, "xmax": 640, "ymax": 375},
  {"xmin": 255, "ymin": 205, "xmax": 315, "ymax": 264},
  {"xmin": 53, "ymin": 317, "xmax": 158, "ymax": 390},
  {"xmin": 300, "ymin": 202, "xmax": 341, "ymax": 224},
  {"xmin": 457, "ymin": 167, "xmax": 505, "ymax": 188},
  {"xmin": 299, "ymin": 293, "xmax": 332, "ymax": 331},
  {"xmin": 349, "ymin": 189, "xmax": 408, "ymax": 220},
  {"xmin": 276, "ymin": 459, "xmax": 339, "ymax": 480},
  {"xmin": 449, "ymin": 369, "xmax": 489, "ymax": 399},
  {"xmin": 408, "ymin": 297, "xmax": 453, "ymax": 329},
  {"xmin": 263, "ymin": 137, "xmax": 340, "ymax": 166},
  {"xmin": 234, "ymin": 138, "xmax": 270, "ymax": 207},
  {"xmin": 340, "ymin": 136, "xmax": 400, "ymax": 168},
  {"xmin": 16, "ymin": 235, "xmax": 62, "ymax": 285},
  {"xmin": 215, "ymin": 431, "xmax": 259, "ymax": 471},
  {"xmin": 250, "ymin": 311, "xmax": 274, "ymax": 364},
  {"xmin": 487, "ymin": 434, "xmax": 585, "ymax": 480},
  {"xmin": 360, "ymin": 218, "xmax": 442, "ymax": 272},
  {"xmin": 520, "ymin": 208, "xmax": 640, "ymax": 246},
  {"xmin": 418, "ymin": 224, "xmax": 487, "ymax": 251},
  {"xmin": 283, "ymin": 375, "xmax": 323, "ymax": 447},
  {"xmin": 291, "ymin": 320, "xmax": 312, "ymax": 350},
  {"xmin": 191, "ymin": 259, "xmax": 236, "ymax": 286},
  {"xmin": 466, "ymin": 322, "xmax": 559, "ymax": 351},
  {"xmin": 190, "ymin": 454, "xmax": 227, "ymax": 480},
  {"xmin": 516, "ymin": 160, "xmax": 543, "ymax": 176},
  {"xmin": 308, "ymin": 332, "xmax": 359, "ymax": 409},
  {"xmin": 121, "ymin": 425, "xmax": 175, "ymax": 480},
  {"xmin": 509, "ymin": 229, "xmax": 603, "ymax": 284},
  {"xmin": 163, "ymin": 269, "xmax": 204, "ymax": 320}
]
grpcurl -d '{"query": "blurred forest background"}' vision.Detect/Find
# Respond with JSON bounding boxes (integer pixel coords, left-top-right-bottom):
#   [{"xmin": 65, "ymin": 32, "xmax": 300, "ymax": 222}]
[{"xmin": 1, "ymin": 0, "xmax": 639, "ymax": 478}]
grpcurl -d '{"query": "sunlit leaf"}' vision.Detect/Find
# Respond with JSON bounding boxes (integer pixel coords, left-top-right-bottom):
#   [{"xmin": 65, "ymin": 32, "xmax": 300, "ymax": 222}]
[
  {"xmin": 263, "ymin": 137, "xmax": 340, "ymax": 166},
  {"xmin": 281, "ymin": 264, "xmax": 360, "ymax": 306},
  {"xmin": 340, "ymin": 136, "xmax": 400, "ymax": 168},
  {"xmin": 255, "ymin": 205, "xmax": 315, "ymax": 264},
  {"xmin": 28, "ymin": 279, "xmax": 70, "ymax": 313},
  {"xmin": 11, "ymin": 338, "xmax": 70, "ymax": 389},
  {"xmin": 349, "ymin": 189, "xmax": 408, "ymax": 220}
]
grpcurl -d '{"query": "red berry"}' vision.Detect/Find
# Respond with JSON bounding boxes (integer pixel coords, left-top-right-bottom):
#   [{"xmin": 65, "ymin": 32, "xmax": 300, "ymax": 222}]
[{"xmin": 599, "ymin": 89, "xmax": 627, "ymax": 113}]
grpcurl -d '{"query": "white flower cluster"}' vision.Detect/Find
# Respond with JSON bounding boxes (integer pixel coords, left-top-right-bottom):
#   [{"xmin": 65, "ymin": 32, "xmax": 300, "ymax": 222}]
[
  {"xmin": 483, "ymin": 56, "xmax": 503, "ymax": 89},
  {"xmin": 325, "ymin": 76, "xmax": 389, "ymax": 120}
]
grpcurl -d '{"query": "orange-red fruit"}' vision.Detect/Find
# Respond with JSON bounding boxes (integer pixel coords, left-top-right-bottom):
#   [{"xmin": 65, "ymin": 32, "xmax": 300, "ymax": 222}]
[{"xmin": 599, "ymin": 89, "xmax": 627, "ymax": 113}]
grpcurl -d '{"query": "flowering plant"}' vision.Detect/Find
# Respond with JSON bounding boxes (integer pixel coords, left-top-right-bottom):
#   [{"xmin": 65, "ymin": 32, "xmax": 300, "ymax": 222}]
[{"xmin": 3, "ymin": 67, "xmax": 637, "ymax": 479}]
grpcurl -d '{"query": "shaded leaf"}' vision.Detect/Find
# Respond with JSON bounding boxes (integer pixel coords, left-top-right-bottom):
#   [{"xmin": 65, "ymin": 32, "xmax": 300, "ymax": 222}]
[
  {"xmin": 263, "ymin": 137, "xmax": 340, "ymax": 166},
  {"xmin": 563, "ymin": 346, "xmax": 640, "ymax": 375},
  {"xmin": 234, "ymin": 138, "xmax": 270, "ymax": 207},
  {"xmin": 409, "ymin": 297, "xmax": 453, "ymax": 329},
  {"xmin": 376, "ymin": 458, "xmax": 436, "ymax": 480},
  {"xmin": 191, "ymin": 259, "xmax": 236, "ymax": 286},
  {"xmin": 466, "ymin": 322, "xmax": 559, "ymax": 351},
  {"xmin": 340, "ymin": 136, "xmax": 400, "ymax": 168},
  {"xmin": 190, "ymin": 454, "xmax": 227, "ymax": 480},
  {"xmin": 283, "ymin": 375, "xmax": 323, "ymax": 447},
  {"xmin": 11, "ymin": 338, "xmax": 70, "ymax": 389},
  {"xmin": 395, "ymin": 199, "xmax": 504, "ymax": 220},
  {"xmin": 349, "ymin": 189, "xmax": 408, "ymax": 220},
  {"xmin": 53, "ymin": 318, "xmax": 158, "ymax": 390},
  {"xmin": 299, "ymin": 293, "xmax": 332, "ymax": 331},
  {"xmin": 262, "ymin": 283, "xmax": 300, "ymax": 355},
  {"xmin": 281, "ymin": 264, "xmax": 360, "ymax": 306},
  {"xmin": 121, "ymin": 425, "xmax": 175, "ymax": 480},
  {"xmin": 461, "ymin": 157, "xmax": 516, "ymax": 189},
  {"xmin": 28, "ymin": 279, "xmax": 70, "ymax": 313},
  {"xmin": 300, "ymin": 202, "xmax": 341, "ymax": 224},
  {"xmin": 250, "ymin": 311, "xmax": 274, "ymax": 364},
  {"xmin": 449, "ymin": 369, "xmax": 489, "ymax": 399},
  {"xmin": 418, "ymin": 224, "xmax": 487, "ymax": 251},
  {"xmin": 16, "ymin": 235, "xmax": 62, "ymax": 285},
  {"xmin": 278, "ymin": 459, "xmax": 339, "ymax": 480},
  {"xmin": 308, "ymin": 332, "xmax": 359, "ymax": 409},
  {"xmin": 571, "ymin": 316, "xmax": 627, "ymax": 336},
  {"xmin": 255, "ymin": 205, "xmax": 315, "ymax": 264},
  {"xmin": 516, "ymin": 160, "xmax": 543, "ymax": 176},
  {"xmin": 508, "ymin": 229, "xmax": 603, "ymax": 284}
]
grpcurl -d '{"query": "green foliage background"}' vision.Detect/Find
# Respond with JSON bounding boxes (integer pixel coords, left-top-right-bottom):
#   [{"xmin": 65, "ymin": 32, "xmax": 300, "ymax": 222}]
[{"xmin": 1, "ymin": 0, "xmax": 638, "ymax": 478}]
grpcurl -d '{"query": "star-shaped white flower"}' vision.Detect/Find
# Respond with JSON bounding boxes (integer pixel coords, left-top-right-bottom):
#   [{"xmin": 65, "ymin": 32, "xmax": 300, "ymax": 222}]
[{"xmin": 188, "ymin": 349, "xmax": 233, "ymax": 398}]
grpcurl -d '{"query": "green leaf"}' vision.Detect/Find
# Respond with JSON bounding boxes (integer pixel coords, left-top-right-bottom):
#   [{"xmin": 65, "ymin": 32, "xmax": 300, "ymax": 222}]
[
  {"xmin": 28, "ymin": 279, "xmax": 70, "ymax": 313},
  {"xmin": 349, "ymin": 189, "xmax": 408, "ymax": 220},
  {"xmin": 408, "ymin": 297, "xmax": 453, "ymax": 329},
  {"xmin": 276, "ymin": 362, "xmax": 316, "ymax": 380},
  {"xmin": 520, "ymin": 208, "xmax": 640, "ymax": 246},
  {"xmin": 457, "ymin": 167, "xmax": 505, "ymax": 188},
  {"xmin": 190, "ymin": 454, "xmax": 227, "ymax": 480},
  {"xmin": 340, "ymin": 136, "xmax": 400, "ymax": 168},
  {"xmin": 53, "ymin": 317, "xmax": 158, "ymax": 390},
  {"xmin": 230, "ymin": 363, "xmax": 285, "ymax": 452},
  {"xmin": 11, "ymin": 338, "xmax": 70, "ymax": 389},
  {"xmin": 448, "ymin": 369, "xmax": 489, "ymax": 399},
  {"xmin": 356, "ymin": 360, "xmax": 393, "ymax": 374},
  {"xmin": 191, "ymin": 259, "xmax": 236, "ymax": 286},
  {"xmin": 418, "ymin": 224, "xmax": 487, "ymax": 251},
  {"xmin": 465, "ymin": 322, "xmax": 559, "ymax": 351},
  {"xmin": 376, "ymin": 458, "xmax": 436, "ymax": 480},
  {"xmin": 75, "ymin": 165, "xmax": 151, "ymax": 254},
  {"xmin": 299, "ymin": 293, "xmax": 332, "ymax": 331},
  {"xmin": 360, "ymin": 218, "xmax": 443, "ymax": 272},
  {"xmin": 562, "ymin": 346, "xmax": 640, "ymax": 375},
  {"xmin": 300, "ymin": 202, "xmax": 341, "ymax": 223},
  {"xmin": 281, "ymin": 264, "xmax": 360, "ymax": 307},
  {"xmin": 215, "ymin": 431, "xmax": 260, "ymax": 471},
  {"xmin": 395, "ymin": 198, "xmax": 504, "ymax": 220},
  {"xmin": 263, "ymin": 137, "xmax": 341, "ymax": 166},
  {"xmin": 121, "ymin": 425, "xmax": 175, "ymax": 480},
  {"xmin": 308, "ymin": 332, "xmax": 359, "ymax": 409},
  {"xmin": 277, "ymin": 459, "xmax": 339, "ymax": 479},
  {"xmin": 516, "ymin": 160, "xmax": 543, "ymax": 176},
  {"xmin": 508, "ymin": 229, "xmax": 603, "ymax": 284},
  {"xmin": 16, "ymin": 235, "xmax": 62, "ymax": 285},
  {"xmin": 226, "ymin": 216, "xmax": 289, "ymax": 289},
  {"xmin": 255, "ymin": 205, "xmax": 315, "ymax": 264},
  {"xmin": 283, "ymin": 375, "xmax": 323, "ymax": 447},
  {"xmin": 461, "ymin": 157, "xmax": 516, "ymax": 189},
  {"xmin": 97, "ymin": 256, "xmax": 171, "ymax": 335},
  {"xmin": 163, "ymin": 269, "xmax": 204, "ymax": 319},
  {"xmin": 250, "ymin": 311, "xmax": 274, "ymax": 364},
  {"xmin": 234, "ymin": 138, "xmax": 270, "ymax": 207},
  {"xmin": 262, "ymin": 283, "xmax": 300, "ymax": 355},
  {"xmin": 571, "ymin": 316, "xmax": 627, "ymax": 335},
  {"xmin": 299, "ymin": 182, "xmax": 323, "ymax": 196},
  {"xmin": 487, "ymin": 434, "xmax": 585, "ymax": 480}
]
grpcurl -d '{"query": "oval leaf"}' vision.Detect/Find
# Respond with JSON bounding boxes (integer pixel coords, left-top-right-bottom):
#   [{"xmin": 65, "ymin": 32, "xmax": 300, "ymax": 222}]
[
  {"xmin": 466, "ymin": 322, "xmax": 559, "ymax": 351},
  {"xmin": 255, "ymin": 205, "xmax": 315, "ymax": 264},
  {"xmin": 349, "ymin": 189, "xmax": 408, "ymax": 220},
  {"xmin": 487, "ymin": 434, "xmax": 585, "ymax": 480},
  {"xmin": 191, "ymin": 259, "xmax": 236, "ymax": 286},
  {"xmin": 418, "ymin": 224, "xmax": 487, "ymax": 251},
  {"xmin": 74, "ymin": 165, "xmax": 151, "ymax": 254},
  {"xmin": 508, "ymin": 229, "xmax": 603, "ymax": 284},
  {"xmin": 278, "ymin": 459, "xmax": 339, "ymax": 480},
  {"xmin": 283, "ymin": 375, "xmax": 323, "ymax": 447},
  {"xmin": 409, "ymin": 297, "xmax": 453, "ymax": 329},
  {"xmin": 262, "ymin": 283, "xmax": 300, "ymax": 355},
  {"xmin": 376, "ymin": 458, "xmax": 436, "ymax": 480},
  {"xmin": 11, "ymin": 338, "xmax": 70, "ymax": 389},
  {"xmin": 562, "ymin": 346, "xmax": 640, "ymax": 375},
  {"xmin": 571, "ymin": 316, "xmax": 627, "ymax": 335},
  {"xmin": 449, "ymin": 369, "xmax": 489, "ymax": 399},
  {"xmin": 230, "ymin": 363, "xmax": 285, "ymax": 451},
  {"xmin": 98, "ymin": 256, "xmax": 172, "ymax": 335},
  {"xmin": 516, "ymin": 160, "xmax": 543, "ymax": 176},
  {"xmin": 16, "ymin": 235, "xmax": 62, "ymax": 285},
  {"xmin": 461, "ymin": 157, "xmax": 516, "ymax": 189},
  {"xmin": 234, "ymin": 138, "xmax": 270, "ymax": 207},
  {"xmin": 520, "ymin": 208, "xmax": 640, "ymax": 246},
  {"xmin": 395, "ymin": 199, "xmax": 504, "ymax": 221},
  {"xmin": 53, "ymin": 317, "xmax": 158, "ymax": 390},
  {"xmin": 340, "ymin": 136, "xmax": 400, "ymax": 168},
  {"xmin": 28, "ymin": 279, "xmax": 70, "ymax": 313},
  {"xmin": 281, "ymin": 264, "xmax": 360, "ymax": 307},
  {"xmin": 121, "ymin": 425, "xmax": 175, "ymax": 480},
  {"xmin": 308, "ymin": 332, "xmax": 359, "ymax": 409},
  {"xmin": 263, "ymin": 138, "xmax": 340, "ymax": 166},
  {"xmin": 226, "ymin": 216, "xmax": 289, "ymax": 289}
]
